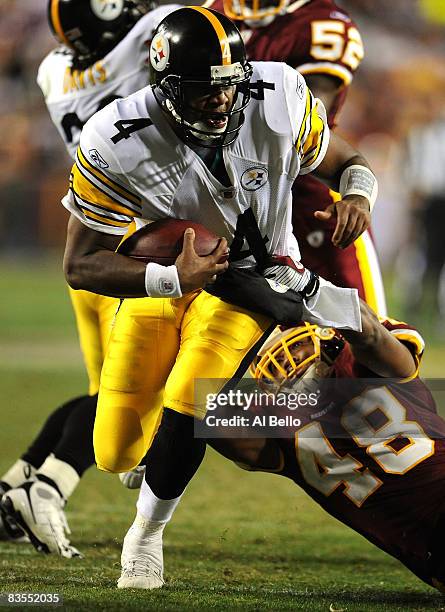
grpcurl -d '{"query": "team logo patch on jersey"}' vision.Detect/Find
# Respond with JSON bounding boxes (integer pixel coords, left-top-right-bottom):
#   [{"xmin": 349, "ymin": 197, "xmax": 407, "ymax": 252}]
[
  {"xmin": 89, "ymin": 149, "xmax": 109, "ymax": 169},
  {"xmin": 307, "ymin": 230, "xmax": 325, "ymax": 248},
  {"xmin": 91, "ymin": 0, "xmax": 124, "ymax": 21},
  {"xmin": 240, "ymin": 166, "xmax": 269, "ymax": 191},
  {"xmin": 265, "ymin": 278, "xmax": 289, "ymax": 294},
  {"xmin": 150, "ymin": 34, "xmax": 170, "ymax": 72}
]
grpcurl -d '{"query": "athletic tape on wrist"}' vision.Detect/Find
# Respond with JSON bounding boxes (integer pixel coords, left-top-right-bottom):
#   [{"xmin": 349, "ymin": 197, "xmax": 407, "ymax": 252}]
[
  {"xmin": 339, "ymin": 164, "xmax": 378, "ymax": 212},
  {"xmin": 145, "ymin": 263, "xmax": 182, "ymax": 298}
]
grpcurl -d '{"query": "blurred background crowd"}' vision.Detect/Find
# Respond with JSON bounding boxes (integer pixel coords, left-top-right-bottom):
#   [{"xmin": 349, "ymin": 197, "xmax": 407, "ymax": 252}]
[{"xmin": 1, "ymin": 0, "xmax": 444, "ymax": 337}]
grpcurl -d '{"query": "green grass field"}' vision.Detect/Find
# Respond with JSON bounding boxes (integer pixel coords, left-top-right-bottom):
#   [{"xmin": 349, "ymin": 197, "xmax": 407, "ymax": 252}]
[{"xmin": 1, "ymin": 258, "xmax": 445, "ymax": 611}]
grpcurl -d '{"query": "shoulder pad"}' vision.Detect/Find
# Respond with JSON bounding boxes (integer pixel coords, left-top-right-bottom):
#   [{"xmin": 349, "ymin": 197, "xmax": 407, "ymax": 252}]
[
  {"xmin": 80, "ymin": 89, "xmax": 152, "ymax": 175},
  {"xmin": 250, "ymin": 62, "xmax": 307, "ymax": 137}
]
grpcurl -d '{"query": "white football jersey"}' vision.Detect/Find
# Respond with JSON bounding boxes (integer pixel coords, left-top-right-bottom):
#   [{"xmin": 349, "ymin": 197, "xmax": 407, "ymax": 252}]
[
  {"xmin": 37, "ymin": 4, "xmax": 181, "ymax": 159},
  {"xmin": 63, "ymin": 61, "xmax": 330, "ymax": 267}
]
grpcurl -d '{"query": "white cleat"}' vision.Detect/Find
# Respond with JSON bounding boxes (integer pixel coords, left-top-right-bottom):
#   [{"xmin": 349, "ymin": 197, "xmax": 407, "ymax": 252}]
[
  {"xmin": 118, "ymin": 514, "xmax": 164, "ymax": 589},
  {"xmin": 0, "ymin": 482, "xmax": 28, "ymax": 542},
  {"xmin": 0, "ymin": 481, "xmax": 82, "ymax": 558},
  {"xmin": 119, "ymin": 465, "xmax": 145, "ymax": 490}
]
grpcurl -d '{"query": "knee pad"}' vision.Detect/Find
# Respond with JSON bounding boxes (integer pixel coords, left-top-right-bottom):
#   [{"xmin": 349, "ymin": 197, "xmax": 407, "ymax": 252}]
[{"xmin": 93, "ymin": 405, "xmax": 147, "ymax": 473}]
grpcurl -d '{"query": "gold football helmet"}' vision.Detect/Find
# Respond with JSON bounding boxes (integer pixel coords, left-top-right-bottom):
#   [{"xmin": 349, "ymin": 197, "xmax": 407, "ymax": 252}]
[
  {"xmin": 250, "ymin": 323, "xmax": 345, "ymax": 393},
  {"xmin": 223, "ymin": 0, "xmax": 289, "ymax": 23}
]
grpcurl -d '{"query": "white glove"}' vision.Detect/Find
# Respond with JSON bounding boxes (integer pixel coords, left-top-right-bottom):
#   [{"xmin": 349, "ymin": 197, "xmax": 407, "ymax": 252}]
[
  {"xmin": 262, "ymin": 256, "xmax": 361, "ymax": 331},
  {"xmin": 302, "ymin": 277, "xmax": 362, "ymax": 331},
  {"xmin": 263, "ymin": 257, "xmax": 316, "ymax": 295},
  {"xmin": 118, "ymin": 465, "xmax": 145, "ymax": 489}
]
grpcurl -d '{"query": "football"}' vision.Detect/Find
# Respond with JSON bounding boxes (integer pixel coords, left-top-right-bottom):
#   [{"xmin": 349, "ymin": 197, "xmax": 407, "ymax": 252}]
[{"xmin": 118, "ymin": 218, "xmax": 228, "ymax": 266}]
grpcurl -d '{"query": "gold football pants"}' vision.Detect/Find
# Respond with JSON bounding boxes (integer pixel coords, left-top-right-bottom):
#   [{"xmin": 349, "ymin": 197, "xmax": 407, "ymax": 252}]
[
  {"xmin": 94, "ymin": 290, "xmax": 273, "ymax": 473},
  {"xmin": 68, "ymin": 287, "xmax": 120, "ymax": 395}
]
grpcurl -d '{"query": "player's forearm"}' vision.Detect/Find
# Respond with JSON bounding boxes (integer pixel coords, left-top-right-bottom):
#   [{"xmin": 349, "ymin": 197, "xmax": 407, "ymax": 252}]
[
  {"xmin": 63, "ymin": 215, "xmax": 228, "ymax": 298},
  {"xmin": 313, "ymin": 132, "xmax": 371, "ymax": 190},
  {"xmin": 64, "ymin": 249, "xmax": 147, "ymax": 298},
  {"xmin": 63, "ymin": 215, "xmax": 147, "ymax": 297},
  {"xmin": 341, "ymin": 301, "xmax": 416, "ymax": 379}
]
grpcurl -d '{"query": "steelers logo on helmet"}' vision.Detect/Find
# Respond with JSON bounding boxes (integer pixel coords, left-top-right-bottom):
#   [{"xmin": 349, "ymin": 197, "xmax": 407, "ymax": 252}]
[
  {"xmin": 91, "ymin": 0, "xmax": 125, "ymax": 21},
  {"xmin": 241, "ymin": 166, "xmax": 269, "ymax": 191},
  {"xmin": 150, "ymin": 33, "xmax": 170, "ymax": 72}
]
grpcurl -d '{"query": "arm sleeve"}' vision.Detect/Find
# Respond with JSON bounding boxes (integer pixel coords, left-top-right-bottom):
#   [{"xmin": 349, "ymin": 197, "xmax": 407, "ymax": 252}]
[
  {"xmin": 352, "ymin": 318, "xmax": 425, "ymax": 382},
  {"xmin": 380, "ymin": 318, "xmax": 425, "ymax": 381}
]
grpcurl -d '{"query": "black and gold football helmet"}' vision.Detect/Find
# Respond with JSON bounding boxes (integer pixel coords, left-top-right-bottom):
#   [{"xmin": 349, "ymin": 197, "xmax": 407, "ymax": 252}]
[
  {"xmin": 47, "ymin": 0, "xmax": 155, "ymax": 69},
  {"xmin": 150, "ymin": 6, "xmax": 253, "ymax": 147}
]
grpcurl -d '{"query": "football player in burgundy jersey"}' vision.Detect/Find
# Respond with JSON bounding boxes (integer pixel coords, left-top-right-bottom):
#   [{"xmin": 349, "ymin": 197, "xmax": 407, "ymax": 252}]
[
  {"xmin": 210, "ymin": 302, "xmax": 445, "ymax": 591},
  {"xmin": 204, "ymin": 0, "xmax": 387, "ymax": 314}
]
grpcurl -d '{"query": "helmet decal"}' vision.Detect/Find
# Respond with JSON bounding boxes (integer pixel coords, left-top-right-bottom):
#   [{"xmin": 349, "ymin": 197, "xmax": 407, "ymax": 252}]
[
  {"xmin": 90, "ymin": 0, "xmax": 125, "ymax": 21},
  {"xmin": 150, "ymin": 33, "xmax": 170, "ymax": 72},
  {"xmin": 49, "ymin": 0, "xmax": 71, "ymax": 47},
  {"xmin": 190, "ymin": 6, "xmax": 231, "ymax": 66}
]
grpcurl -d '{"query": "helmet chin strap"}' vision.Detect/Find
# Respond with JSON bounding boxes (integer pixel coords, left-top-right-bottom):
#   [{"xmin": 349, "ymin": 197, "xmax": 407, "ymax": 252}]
[
  {"xmin": 189, "ymin": 120, "xmax": 227, "ymax": 140},
  {"xmin": 164, "ymin": 99, "xmax": 227, "ymax": 141}
]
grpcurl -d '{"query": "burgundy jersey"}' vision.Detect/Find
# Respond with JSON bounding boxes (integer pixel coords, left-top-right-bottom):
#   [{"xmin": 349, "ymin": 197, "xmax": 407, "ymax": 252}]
[
  {"xmin": 273, "ymin": 320, "xmax": 445, "ymax": 585},
  {"xmin": 205, "ymin": 0, "xmax": 369, "ymax": 288},
  {"xmin": 206, "ymin": 0, "xmax": 363, "ymax": 126}
]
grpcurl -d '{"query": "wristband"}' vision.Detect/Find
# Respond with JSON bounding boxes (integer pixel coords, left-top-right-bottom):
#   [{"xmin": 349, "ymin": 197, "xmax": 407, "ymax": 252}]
[
  {"xmin": 339, "ymin": 164, "xmax": 378, "ymax": 212},
  {"xmin": 145, "ymin": 263, "xmax": 182, "ymax": 298}
]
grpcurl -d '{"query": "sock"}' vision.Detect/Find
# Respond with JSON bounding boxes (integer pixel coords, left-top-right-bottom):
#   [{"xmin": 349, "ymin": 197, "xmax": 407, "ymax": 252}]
[
  {"xmin": 1, "ymin": 459, "xmax": 36, "ymax": 489},
  {"xmin": 21, "ymin": 394, "xmax": 91, "ymax": 469},
  {"xmin": 130, "ymin": 512, "xmax": 166, "ymax": 540},
  {"xmin": 137, "ymin": 480, "xmax": 182, "ymax": 524},
  {"xmin": 144, "ymin": 408, "xmax": 206, "ymax": 500},
  {"xmin": 36, "ymin": 454, "xmax": 80, "ymax": 501},
  {"xmin": 52, "ymin": 394, "xmax": 97, "ymax": 476}
]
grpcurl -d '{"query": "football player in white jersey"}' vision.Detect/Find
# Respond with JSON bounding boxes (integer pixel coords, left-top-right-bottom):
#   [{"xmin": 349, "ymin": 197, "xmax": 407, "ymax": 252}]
[
  {"xmin": 0, "ymin": 0, "xmax": 180, "ymax": 558},
  {"xmin": 55, "ymin": 6, "xmax": 378, "ymax": 588}
]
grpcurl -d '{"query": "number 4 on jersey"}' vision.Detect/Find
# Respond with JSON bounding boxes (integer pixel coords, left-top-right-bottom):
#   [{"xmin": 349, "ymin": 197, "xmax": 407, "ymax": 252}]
[
  {"xmin": 229, "ymin": 208, "xmax": 269, "ymax": 264},
  {"xmin": 111, "ymin": 118, "xmax": 153, "ymax": 144}
]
